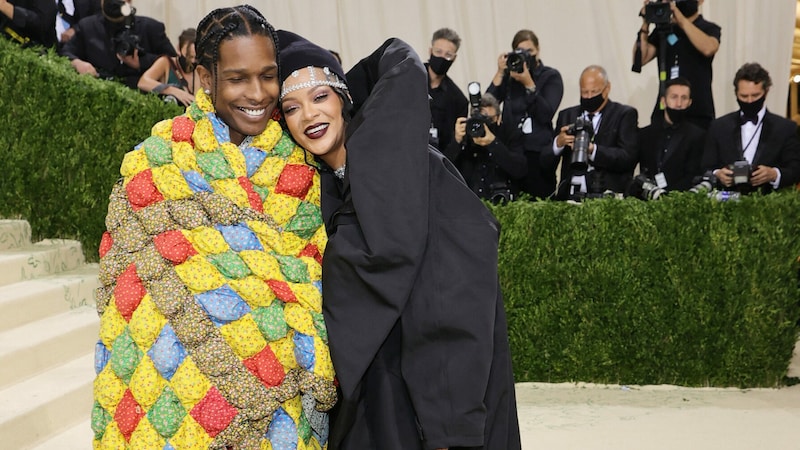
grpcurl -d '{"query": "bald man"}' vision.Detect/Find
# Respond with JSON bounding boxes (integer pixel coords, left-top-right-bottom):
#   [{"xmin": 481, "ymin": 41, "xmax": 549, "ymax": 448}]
[{"xmin": 552, "ymin": 65, "xmax": 639, "ymax": 200}]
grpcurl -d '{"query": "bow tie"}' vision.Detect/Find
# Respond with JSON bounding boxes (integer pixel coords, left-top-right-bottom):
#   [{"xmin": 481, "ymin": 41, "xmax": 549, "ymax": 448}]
[{"xmin": 740, "ymin": 114, "xmax": 758, "ymax": 126}]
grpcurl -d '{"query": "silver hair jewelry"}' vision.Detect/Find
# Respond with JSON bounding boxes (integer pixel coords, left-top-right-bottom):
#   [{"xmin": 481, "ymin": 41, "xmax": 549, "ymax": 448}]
[
  {"xmin": 204, "ymin": 88, "xmax": 211, "ymax": 94},
  {"xmin": 333, "ymin": 164, "xmax": 346, "ymax": 180},
  {"xmin": 280, "ymin": 66, "xmax": 348, "ymax": 100}
]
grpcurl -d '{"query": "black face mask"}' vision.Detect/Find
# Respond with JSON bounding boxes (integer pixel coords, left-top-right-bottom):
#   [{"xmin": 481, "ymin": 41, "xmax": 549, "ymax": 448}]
[
  {"xmin": 676, "ymin": 0, "xmax": 699, "ymax": 17},
  {"xmin": 429, "ymin": 55, "xmax": 454, "ymax": 76},
  {"xmin": 665, "ymin": 106, "xmax": 688, "ymax": 125},
  {"xmin": 737, "ymin": 95, "xmax": 766, "ymax": 120},
  {"xmin": 580, "ymin": 92, "xmax": 605, "ymax": 113}
]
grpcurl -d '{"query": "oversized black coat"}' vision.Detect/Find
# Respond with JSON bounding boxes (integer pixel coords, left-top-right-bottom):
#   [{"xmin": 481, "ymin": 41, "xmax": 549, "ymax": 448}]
[{"xmin": 319, "ymin": 38, "xmax": 520, "ymax": 450}]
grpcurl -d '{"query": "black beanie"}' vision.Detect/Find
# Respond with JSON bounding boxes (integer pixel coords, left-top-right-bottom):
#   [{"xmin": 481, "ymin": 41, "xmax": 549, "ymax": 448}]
[{"xmin": 277, "ymin": 30, "xmax": 347, "ymax": 88}]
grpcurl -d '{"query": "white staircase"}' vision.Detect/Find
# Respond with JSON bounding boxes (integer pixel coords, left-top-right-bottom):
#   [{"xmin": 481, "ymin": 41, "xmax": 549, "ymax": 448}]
[{"xmin": 0, "ymin": 220, "xmax": 99, "ymax": 449}]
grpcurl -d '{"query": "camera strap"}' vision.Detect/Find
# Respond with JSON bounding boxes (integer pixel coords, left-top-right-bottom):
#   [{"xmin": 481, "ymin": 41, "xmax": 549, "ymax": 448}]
[{"xmin": 740, "ymin": 120, "xmax": 763, "ymax": 163}]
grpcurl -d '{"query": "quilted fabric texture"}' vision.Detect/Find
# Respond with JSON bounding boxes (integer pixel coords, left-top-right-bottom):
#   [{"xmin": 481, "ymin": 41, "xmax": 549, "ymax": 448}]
[{"xmin": 93, "ymin": 89, "xmax": 336, "ymax": 449}]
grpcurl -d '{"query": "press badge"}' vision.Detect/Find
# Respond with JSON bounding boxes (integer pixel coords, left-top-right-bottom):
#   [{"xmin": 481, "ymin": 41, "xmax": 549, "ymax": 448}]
[
  {"xmin": 670, "ymin": 65, "xmax": 680, "ymax": 79},
  {"xmin": 655, "ymin": 172, "xmax": 668, "ymax": 189},
  {"xmin": 667, "ymin": 33, "xmax": 678, "ymax": 46}
]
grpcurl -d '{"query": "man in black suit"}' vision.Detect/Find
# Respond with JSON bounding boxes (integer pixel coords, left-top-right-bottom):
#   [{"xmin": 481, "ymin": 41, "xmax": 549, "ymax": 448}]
[
  {"xmin": 552, "ymin": 65, "xmax": 639, "ymax": 200},
  {"xmin": 638, "ymin": 77, "xmax": 705, "ymax": 191},
  {"xmin": 60, "ymin": 0, "xmax": 175, "ymax": 89},
  {"xmin": 702, "ymin": 62, "xmax": 800, "ymax": 193}
]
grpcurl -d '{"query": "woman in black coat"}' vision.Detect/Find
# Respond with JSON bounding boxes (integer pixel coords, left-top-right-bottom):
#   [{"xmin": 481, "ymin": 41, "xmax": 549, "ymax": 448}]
[{"xmin": 278, "ymin": 31, "xmax": 521, "ymax": 450}]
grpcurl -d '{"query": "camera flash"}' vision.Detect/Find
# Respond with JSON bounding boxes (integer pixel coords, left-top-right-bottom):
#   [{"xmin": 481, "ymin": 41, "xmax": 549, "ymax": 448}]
[{"xmin": 467, "ymin": 82, "xmax": 481, "ymax": 96}]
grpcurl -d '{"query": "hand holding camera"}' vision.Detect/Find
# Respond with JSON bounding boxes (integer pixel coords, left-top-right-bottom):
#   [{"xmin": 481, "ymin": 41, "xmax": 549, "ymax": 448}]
[{"xmin": 750, "ymin": 165, "xmax": 778, "ymax": 187}]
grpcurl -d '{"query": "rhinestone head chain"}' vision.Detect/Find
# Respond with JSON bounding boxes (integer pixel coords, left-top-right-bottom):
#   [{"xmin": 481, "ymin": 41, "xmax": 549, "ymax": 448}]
[{"xmin": 280, "ymin": 66, "xmax": 348, "ymax": 100}]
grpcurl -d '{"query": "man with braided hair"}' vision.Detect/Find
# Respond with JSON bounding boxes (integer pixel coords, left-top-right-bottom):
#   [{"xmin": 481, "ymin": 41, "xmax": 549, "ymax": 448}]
[{"xmin": 92, "ymin": 5, "xmax": 336, "ymax": 449}]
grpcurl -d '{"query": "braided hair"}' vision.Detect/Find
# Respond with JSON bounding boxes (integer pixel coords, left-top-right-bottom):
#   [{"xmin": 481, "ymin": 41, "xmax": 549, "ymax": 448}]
[{"xmin": 194, "ymin": 5, "xmax": 280, "ymax": 101}]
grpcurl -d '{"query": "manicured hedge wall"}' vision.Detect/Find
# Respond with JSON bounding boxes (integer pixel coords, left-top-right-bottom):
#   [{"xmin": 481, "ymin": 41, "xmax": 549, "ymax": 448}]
[
  {"xmin": 0, "ymin": 39, "xmax": 181, "ymax": 260},
  {"xmin": 2, "ymin": 40, "xmax": 798, "ymax": 388},
  {"xmin": 490, "ymin": 192, "xmax": 800, "ymax": 387}
]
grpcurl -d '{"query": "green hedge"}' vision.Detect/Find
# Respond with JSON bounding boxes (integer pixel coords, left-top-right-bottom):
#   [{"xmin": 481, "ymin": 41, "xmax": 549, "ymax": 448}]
[
  {"xmin": 0, "ymin": 39, "xmax": 181, "ymax": 260},
  {"xmin": 2, "ymin": 39, "xmax": 798, "ymax": 388},
  {"xmin": 490, "ymin": 192, "xmax": 800, "ymax": 387}
]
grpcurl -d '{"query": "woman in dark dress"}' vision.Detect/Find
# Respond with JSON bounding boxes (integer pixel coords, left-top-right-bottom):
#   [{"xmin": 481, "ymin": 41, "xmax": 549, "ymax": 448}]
[{"xmin": 277, "ymin": 30, "xmax": 521, "ymax": 450}]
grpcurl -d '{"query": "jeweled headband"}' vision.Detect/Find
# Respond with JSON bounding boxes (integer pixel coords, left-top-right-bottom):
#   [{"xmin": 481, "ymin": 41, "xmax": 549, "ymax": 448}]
[{"xmin": 280, "ymin": 66, "xmax": 349, "ymax": 100}]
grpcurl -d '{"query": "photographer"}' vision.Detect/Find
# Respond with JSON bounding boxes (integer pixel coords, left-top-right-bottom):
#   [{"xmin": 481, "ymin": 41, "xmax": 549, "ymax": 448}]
[
  {"xmin": 638, "ymin": 77, "xmax": 705, "ymax": 191},
  {"xmin": 60, "ymin": 0, "xmax": 175, "ymax": 89},
  {"xmin": 487, "ymin": 29, "xmax": 562, "ymax": 200},
  {"xmin": 443, "ymin": 92, "xmax": 526, "ymax": 203},
  {"xmin": 425, "ymin": 27, "xmax": 468, "ymax": 151},
  {"xmin": 0, "ymin": 0, "xmax": 56, "ymax": 48},
  {"xmin": 702, "ymin": 62, "xmax": 800, "ymax": 194},
  {"xmin": 633, "ymin": 0, "xmax": 720, "ymax": 130},
  {"xmin": 552, "ymin": 65, "xmax": 639, "ymax": 201}
]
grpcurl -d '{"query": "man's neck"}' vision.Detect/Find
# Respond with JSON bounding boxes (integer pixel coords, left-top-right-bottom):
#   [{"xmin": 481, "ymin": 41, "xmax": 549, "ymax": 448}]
[{"xmin": 428, "ymin": 66, "xmax": 443, "ymax": 89}]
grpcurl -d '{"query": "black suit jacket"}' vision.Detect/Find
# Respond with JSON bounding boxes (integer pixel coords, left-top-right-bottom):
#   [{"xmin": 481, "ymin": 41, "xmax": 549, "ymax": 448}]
[
  {"xmin": 554, "ymin": 100, "xmax": 639, "ymax": 199},
  {"xmin": 702, "ymin": 110, "xmax": 800, "ymax": 191},
  {"xmin": 67, "ymin": 0, "xmax": 101, "ymax": 26},
  {"xmin": 638, "ymin": 120, "xmax": 706, "ymax": 191}
]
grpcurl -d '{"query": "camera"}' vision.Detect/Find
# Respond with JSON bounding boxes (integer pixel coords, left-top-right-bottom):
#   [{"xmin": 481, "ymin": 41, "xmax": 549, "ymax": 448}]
[
  {"xmin": 627, "ymin": 174, "xmax": 667, "ymax": 201},
  {"xmin": 465, "ymin": 81, "xmax": 488, "ymax": 138},
  {"xmin": 643, "ymin": 0, "xmax": 691, "ymax": 26},
  {"xmin": 505, "ymin": 49, "xmax": 528, "ymax": 74},
  {"xmin": 644, "ymin": 1, "xmax": 672, "ymax": 25},
  {"xmin": 105, "ymin": 0, "xmax": 140, "ymax": 57},
  {"xmin": 567, "ymin": 115, "xmax": 594, "ymax": 171},
  {"xmin": 689, "ymin": 171, "xmax": 716, "ymax": 193},
  {"xmin": 728, "ymin": 160, "xmax": 752, "ymax": 186},
  {"xmin": 488, "ymin": 182, "xmax": 513, "ymax": 205},
  {"xmin": 112, "ymin": 27, "xmax": 141, "ymax": 57}
]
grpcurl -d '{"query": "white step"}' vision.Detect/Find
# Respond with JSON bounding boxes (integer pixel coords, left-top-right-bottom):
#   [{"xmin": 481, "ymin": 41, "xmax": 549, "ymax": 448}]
[
  {"xmin": 0, "ymin": 353, "xmax": 94, "ymax": 450},
  {"xmin": 0, "ymin": 306, "xmax": 98, "ymax": 389},
  {"xmin": 0, "ymin": 239, "xmax": 86, "ymax": 288},
  {"xmin": 29, "ymin": 419, "xmax": 92, "ymax": 450},
  {"xmin": 0, "ymin": 219, "xmax": 32, "ymax": 251},
  {"xmin": 0, "ymin": 265, "xmax": 99, "ymax": 333}
]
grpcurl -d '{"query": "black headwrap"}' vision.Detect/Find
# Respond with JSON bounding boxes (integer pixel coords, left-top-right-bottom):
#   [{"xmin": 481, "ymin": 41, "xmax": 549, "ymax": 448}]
[{"xmin": 277, "ymin": 30, "xmax": 347, "ymax": 95}]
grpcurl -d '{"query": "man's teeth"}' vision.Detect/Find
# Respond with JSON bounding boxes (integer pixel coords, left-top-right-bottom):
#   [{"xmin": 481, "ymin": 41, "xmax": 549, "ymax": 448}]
[
  {"xmin": 307, "ymin": 124, "xmax": 327, "ymax": 134},
  {"xmin": 240, "ymin": 107, "xmax": 265, "ymax": 117}
]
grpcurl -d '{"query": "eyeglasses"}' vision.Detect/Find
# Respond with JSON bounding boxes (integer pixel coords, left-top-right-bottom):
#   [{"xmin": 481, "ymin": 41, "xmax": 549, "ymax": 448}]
[{"xmin": 432, "ymin": 47, "xmax": 457, "ymax": 61}]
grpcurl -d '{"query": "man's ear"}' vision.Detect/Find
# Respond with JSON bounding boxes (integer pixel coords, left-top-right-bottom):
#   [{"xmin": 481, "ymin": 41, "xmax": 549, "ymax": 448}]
[{"xmin": 195, "ymin": 64, "xmax": 212, "ymax": 92}]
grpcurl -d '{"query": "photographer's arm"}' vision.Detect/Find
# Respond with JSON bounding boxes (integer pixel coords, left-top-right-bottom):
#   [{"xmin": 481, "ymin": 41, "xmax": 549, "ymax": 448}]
[
  {"xmin": 0, "ymin": 0, "xmax": 13, "ymax": 20},
  {"xmin": 486, "ymin": 53, "xmax": 508, "ymax": 103},
  {"xmin": 479, "ymin": 130, "xmax": 527, "ymax": 179},
  {"xmin": 671, "ymin": 3, "xmax": 719, "ymax": 57},
  {"xmin": 441, "ymin": 117, "xmax": 467, "ymax": 162},
  {"xmin": 525, "ymin": 68, "xmax": 563, "ymax": 126},
  {"xmin": 633, "ymin": 1, "xmax": 657, "ymax": 67}
]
